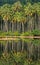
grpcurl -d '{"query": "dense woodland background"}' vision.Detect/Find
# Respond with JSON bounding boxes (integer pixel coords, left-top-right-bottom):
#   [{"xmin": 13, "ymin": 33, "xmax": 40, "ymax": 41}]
[{"xmin": 0, "ymin": 0, "xmax": 40, "ymax": 5}]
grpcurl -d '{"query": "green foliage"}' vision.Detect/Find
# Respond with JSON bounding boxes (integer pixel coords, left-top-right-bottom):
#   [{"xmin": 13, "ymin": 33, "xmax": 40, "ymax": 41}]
[
  {"xmin": 0, "ymin": 30, "xmax": 40, "ymax": 36},
  {"xmin": 0, "ymin": 2, "xmax": 40, "ymax": 21},
  {"xmin": 0, "ymin": 31, "xmax": 13, "ymax": 36},
  {"xmin": 22, "ymin": 38, "xmax": 33, "ymax": 43},
  {"xmin": 13, "ymin": 31, "xmax": 20, "ymax": 36},
  {"xmin": 32, "ymin": 29, "xmax": 40, "ymax": 36},
  {"xmin": 32, "ymin": 39, "xmax": 40, "ymax": 46},
  {"xmin": 21, "ymin": 31, "xmax": 33, "ymax": 36},
  {"xmin": 0, "ymin": 31, "xmax": 20, "ymax": 36}
]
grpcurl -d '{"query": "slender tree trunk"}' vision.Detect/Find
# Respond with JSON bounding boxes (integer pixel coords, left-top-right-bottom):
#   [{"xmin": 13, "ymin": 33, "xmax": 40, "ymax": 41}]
[
  {"xmin": 22, "ymin": 22, "xmax": 24, "ymax": 32},
  {"xmin": 17, "ymin": 22, "xmax": 20, "ymax": 32},
  {"xmin": 9, "ymin": 21, "xmax": 12, "ymax": 31},
  {"xmin": 16, "ymin": 21, "xmax": 17, "ymax": 31},
  {"xmin": 4, "ymin": 20, "xmax": 8, "ymax": 32},
  {"xmin": 33, "ymin": 13, "xmax": 38, "ymax": 30},
  {"xmin": 12, "ymin": 22, "xmax": 14, "ymax": 32},
  {"xmin": 1, "ymin": 19, "xmax": 2, "ymax": 31},
  {"xmin": 38, "ymin": 16, "xmax": 40, "ymax": 30},
  {"xmin": 20, "ymin": 22, "xmax": 22, "ymax": 33}
]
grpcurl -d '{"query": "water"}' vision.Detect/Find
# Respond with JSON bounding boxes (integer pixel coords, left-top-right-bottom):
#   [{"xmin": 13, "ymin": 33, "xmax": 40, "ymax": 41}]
[
  {"xmin": 0, "ymin": 38, "xmax": 40, "ymax": 59},
  {"xmin": 0, "ymin": 38, "xmax": 40, "ymax": 65}
]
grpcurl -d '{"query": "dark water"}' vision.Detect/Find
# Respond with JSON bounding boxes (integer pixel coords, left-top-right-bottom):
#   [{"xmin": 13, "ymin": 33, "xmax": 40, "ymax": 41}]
[
  {"xmin": 0, "ymin": 38, "xmax": 40, "ymax": 65},
  {"xmin": 0, "ymin": 38, "xmax": 40, "ymax": 60}
]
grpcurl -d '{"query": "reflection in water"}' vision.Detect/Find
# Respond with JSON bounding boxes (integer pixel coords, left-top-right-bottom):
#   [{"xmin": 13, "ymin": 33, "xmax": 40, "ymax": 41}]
[{"xmin": 0, "ymin": 38, "xmax": 40, "ymax": 60}]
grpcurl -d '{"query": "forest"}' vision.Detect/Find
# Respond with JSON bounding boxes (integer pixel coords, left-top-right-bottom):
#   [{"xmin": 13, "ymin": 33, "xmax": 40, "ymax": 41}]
[
  {"xmin": 0, "ymin": 1, "xmax": 40, "ymax": 36},
  {"xmin": 0, "ymin": 0, "xmax": 40, "ymax": 65},
  {"xmin": 0, "ymin": 0, "xmax": 40, "ymax": 5}
]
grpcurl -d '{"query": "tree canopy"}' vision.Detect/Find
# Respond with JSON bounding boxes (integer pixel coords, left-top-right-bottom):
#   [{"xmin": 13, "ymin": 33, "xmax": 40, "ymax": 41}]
[{"xmin": 0, "ymin": 1, "xmax": 40, "ymax": 22}]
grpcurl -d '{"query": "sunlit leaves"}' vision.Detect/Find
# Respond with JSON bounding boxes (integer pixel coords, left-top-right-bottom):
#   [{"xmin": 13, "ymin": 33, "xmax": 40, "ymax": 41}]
[
  {"xmin": 32, "ymin": 3, "xmax": 40, "ymax": 15},
  {"xmin": 1, "ymin": 4, "xmax": 11, "ymax": 21},
  {"xmin": 12, "ymin": 11, "xmax": 26, "ymax": 23},
  {"xmin": 11, "ymin": 1, "xmax": 22, "ymax": 12},
  {"xmin": 24, "ymin": 2, "xmax": 40, "ymax": 16},
  {"xmin": 24, "ymin": 3, "xmax": 32, "ymax": 16},
  {"xmin": 12, "ymin": 11, "xmax": 22, "ymax": 22},
  {"xmin": 0, "ymin": 2, "xmax": 40, "ymax": 22}
]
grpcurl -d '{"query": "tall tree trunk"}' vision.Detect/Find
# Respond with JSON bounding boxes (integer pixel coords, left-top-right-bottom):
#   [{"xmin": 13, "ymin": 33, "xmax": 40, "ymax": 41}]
[
  {"xmin": 22, "ymin": 22, "xmax": 24, "ymax": 32},
  {"xmin": 1, "ymin": 19, "xmax": 2, "ymax": 31},
  {"xmin": 12, "ymin": 22, "xmax": 13, "ymax": 32},
  {"xmin": 4, "ymin": 20, "xmax": 8, "ymax": 32},
  {"xmin": 17, "ymin": 22, "xmax": 20, "ymax": 32},
  {"xmin": 35, "ymin": 14, "xmax": 38, "ymax": 29},
  {"xmin": 12, "ymin": 22, "xmax": 17, "ymax": 32},
  {"xmin": 38, "ymin": 16, "xmax": 40, "ymax": 30}
]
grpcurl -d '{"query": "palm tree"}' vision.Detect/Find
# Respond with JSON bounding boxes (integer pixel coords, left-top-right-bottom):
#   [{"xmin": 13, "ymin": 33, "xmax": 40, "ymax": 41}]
[
  {"xmin": 24, "ymin": 3, "xmax": 32, "ymax": 31},
  {"xmin": 12, "ymin": 11, "xmax": 26, "ymax": 33},
  {"xmin": 1, "ymin": 4, "xmax": 11, "ymax": 32},
  {"xmin": 21, "ymin": 15, "xmax": 26, "ymax": 32},
  {"xmin": 24, "ymin": 3, "xmax": 32, "ymax": 16},
  {"xmin": 31, "ymin": 3, "xmax": 39, "ymax": 30},
  {"xmin": 0, "ymin": 7, "xmax": 3, "ymax": 31},
  {"xmin": 11, "ymin": 1, "xmax": 22, "ymax": 12},
  {"xmin": 11, "ymin": 1, "xmax": 23, "ymax": 32},
  {"xmin": 12, "ymin": 11, "xmax": 21, "ymax": 32}
]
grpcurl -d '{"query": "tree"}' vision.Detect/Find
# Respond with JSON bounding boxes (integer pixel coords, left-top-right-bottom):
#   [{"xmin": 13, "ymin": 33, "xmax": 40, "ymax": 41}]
[
  {"xmin": 1, "ymin": 4, "xmax": 11, "ymax": 32},
  {"xmin": 24, "ymin": 3, "xmax": 32, "ymax": 16},
  {"xmin": 11, "ymin": 1, "xmax": 22, "ymax": 12},
  {"xmin": 0, "ymin": 7, "xmax": 3, "ymax": 31},
  {"xmin": 24, "ymin": 3, "xmax": 33, "ymax": 31},
  {"xmin": 31, "ymin": 3, "xmax": 40, "ymax": 30},
  {"xmin": 12, "ymin": 11, "xmax": 26, "ymax": 32}
]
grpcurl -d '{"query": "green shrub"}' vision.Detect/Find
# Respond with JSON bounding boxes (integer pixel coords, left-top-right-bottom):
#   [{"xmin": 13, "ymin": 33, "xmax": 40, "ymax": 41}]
[
  {"xmin": 32, "ymin": 30, "xmax": 40, "ymax": 36},
  {"xmin": 0, "ymin": 30, "xmax": 40, "ymax": 36},
  {"xmin": 0, "ymin": 31, "xmax": 20, "ymax": 36},
  {"xmin": 21, "ymin": 31, "xmax": 33, "ymax": 36},
  {"xmin": 32, "ymin": 39, "xmax": 40, "ymax": 46},
  {"xmin": 13, "ymin": 31, "xmax": 20, "ymax": 36}
]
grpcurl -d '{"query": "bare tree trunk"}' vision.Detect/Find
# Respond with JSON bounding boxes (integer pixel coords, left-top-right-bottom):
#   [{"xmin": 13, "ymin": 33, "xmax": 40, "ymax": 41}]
[
  {"xmin": 12, "ymin": 22, "xmax": 14, "ymax": 32},
  {"xmin": 35, "ymin": 14, "xmax": 38, "ymax": 29},
  {"xmin": 12, "ymin": 22, "xmax": 17, "ymax": 32},
  {"xmin": 38, "ymin": 16, "xmax": 40, "ymax": 30},
  {"xmin": 17, "ymin": 22, "xmax": 20, "ymax": 32},
  {"xmin": 29, "ymin": 17, "xmax": 34, "ymax": 31},
  {"xmin": 4, "ymin": 20, "xmax": 8, "ymax": 32},
  {"xmin": 1, "ymin": 19, "xmax": 2, "ymax": 31},
  {"xmin": 22, "ymin": 22, "xmax": 24, "ymax": 32}
]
